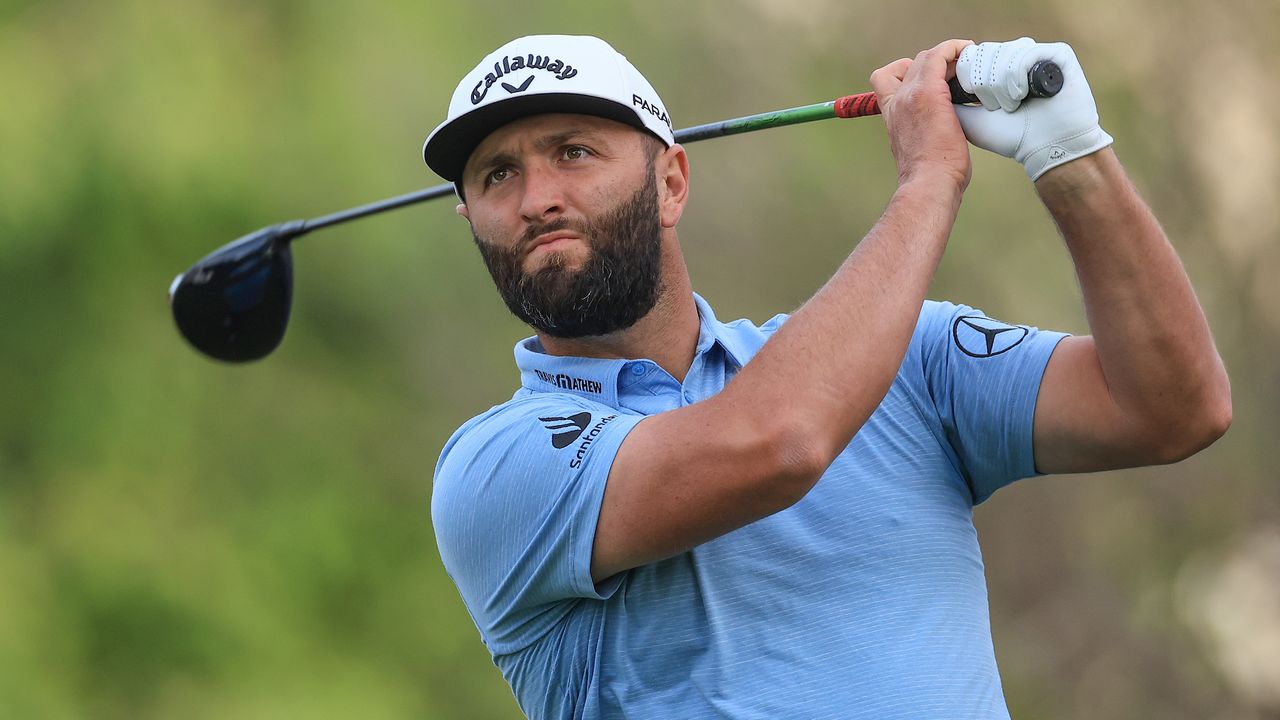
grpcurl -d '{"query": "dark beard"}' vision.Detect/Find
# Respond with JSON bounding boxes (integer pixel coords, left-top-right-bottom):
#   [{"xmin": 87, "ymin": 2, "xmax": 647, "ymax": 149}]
[{"xmin": 472, "ymin": 169, "xmax": 664, "ymax": 339}]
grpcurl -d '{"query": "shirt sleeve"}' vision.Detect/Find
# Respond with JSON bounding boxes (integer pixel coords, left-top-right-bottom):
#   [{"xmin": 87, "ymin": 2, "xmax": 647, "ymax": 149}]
[
  {"xmin": 431, "ymin": 396, "xmax": 643, "ymax": 656},
  {"xmin": 913, "ymin": 300, "xmax": 1069, "ymax": 503}
]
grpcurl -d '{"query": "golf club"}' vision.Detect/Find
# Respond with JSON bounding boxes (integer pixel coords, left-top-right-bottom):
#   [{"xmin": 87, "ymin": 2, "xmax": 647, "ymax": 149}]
[{"xmin": 170, "ymin": 62, "xmax": 1062, "ymax": 363}]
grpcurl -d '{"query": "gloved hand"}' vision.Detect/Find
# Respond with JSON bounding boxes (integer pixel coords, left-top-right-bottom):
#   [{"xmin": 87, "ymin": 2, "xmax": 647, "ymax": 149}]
[{"xmin": 954, "ymin": 38, "xmax": 1113, "ymax": 181}]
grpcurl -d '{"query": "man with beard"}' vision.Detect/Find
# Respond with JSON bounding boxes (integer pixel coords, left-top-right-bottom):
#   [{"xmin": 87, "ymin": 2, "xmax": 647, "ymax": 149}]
[
  {"xmin": 469, "ymin": 143, "xmax": 664, "ymax": 339},
  {"xmin": 425, "ymin": 35, "xmax": 1230, "ymax": 719}
]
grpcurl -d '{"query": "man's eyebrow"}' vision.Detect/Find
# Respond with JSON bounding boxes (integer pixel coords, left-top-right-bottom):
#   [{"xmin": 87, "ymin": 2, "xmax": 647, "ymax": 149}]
[
  {"xmin": 467, "ymin": 127, "xmax": 610, "ymax": 183},
  {"xmin": 531, "ymin": 128, "xmax": 606, "ymax": 151},
  {"xmin": 468, "ymin": 149, "xmax": 518, "ymax": 177}
]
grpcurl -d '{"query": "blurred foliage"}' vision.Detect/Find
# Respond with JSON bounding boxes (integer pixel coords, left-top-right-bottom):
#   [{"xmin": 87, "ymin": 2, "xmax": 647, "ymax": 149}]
[{"xmin": 1, "ymin": 0, "xmax": 1277, "ymax": 717}]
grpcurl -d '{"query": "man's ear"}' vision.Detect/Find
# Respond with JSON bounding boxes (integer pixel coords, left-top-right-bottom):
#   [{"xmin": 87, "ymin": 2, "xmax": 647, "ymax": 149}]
[
  {"xmin": 656, "ymin": 143, "xmax": 689, "ymax": 229},
  {"xmin": 456, "ymin": 203, "xmax": 470, "ymax": 221}
]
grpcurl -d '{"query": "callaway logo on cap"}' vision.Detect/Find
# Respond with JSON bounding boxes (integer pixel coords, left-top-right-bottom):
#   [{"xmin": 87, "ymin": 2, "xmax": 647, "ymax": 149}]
[{"xmin": 422, "ymin": 35, "xmax": 675, "ymax": 183}]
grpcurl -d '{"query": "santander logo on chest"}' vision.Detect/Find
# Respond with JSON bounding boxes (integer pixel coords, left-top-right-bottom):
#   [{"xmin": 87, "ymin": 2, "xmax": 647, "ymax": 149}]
[{"xmin": 471, "ymin": 53, "xmax": 580, "ymax": 104}]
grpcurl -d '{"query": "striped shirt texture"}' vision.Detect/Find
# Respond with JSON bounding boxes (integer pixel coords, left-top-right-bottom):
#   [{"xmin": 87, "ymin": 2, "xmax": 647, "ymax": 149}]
[{"xmin": 432, "ymin": 293, "xmax": 1067, "ymax": 719}]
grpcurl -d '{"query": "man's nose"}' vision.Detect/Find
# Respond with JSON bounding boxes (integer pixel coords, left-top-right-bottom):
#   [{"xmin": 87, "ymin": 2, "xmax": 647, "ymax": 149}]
[{"xmin": 518, "ymin": 165, "xmax": 566, "ymax": 222}]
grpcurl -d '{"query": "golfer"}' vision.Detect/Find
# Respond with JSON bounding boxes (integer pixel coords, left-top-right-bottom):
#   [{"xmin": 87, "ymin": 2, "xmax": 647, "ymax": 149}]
[{"xmin": 426, "ymin": 34, "xmax": 1230, "ymax": 719}]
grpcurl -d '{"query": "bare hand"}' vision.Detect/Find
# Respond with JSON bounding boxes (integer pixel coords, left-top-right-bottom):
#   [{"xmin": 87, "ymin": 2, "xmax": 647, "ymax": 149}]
[{"xmin": 870, "ymin": 39, "xmax": 974, "ymax": 191}]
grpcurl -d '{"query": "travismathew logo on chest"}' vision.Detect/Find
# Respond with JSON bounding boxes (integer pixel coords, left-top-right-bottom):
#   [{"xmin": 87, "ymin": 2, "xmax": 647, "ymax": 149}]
[
  {"xmin": 539, "ymin": 412, "xmax": 618, "ymax": 466},
  {"xmin": 471, "ymin": 54, "xmax": 579, "ymax": 104},
  {"xmin": 534, "ymin": 369, "xmax": 602, "ymax": 394}
]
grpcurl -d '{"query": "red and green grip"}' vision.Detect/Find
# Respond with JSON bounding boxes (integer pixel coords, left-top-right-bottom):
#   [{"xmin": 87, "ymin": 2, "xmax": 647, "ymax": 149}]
[{"xmin": 835, "ymin": 59, "xmax": 1064, "ymax": 118}]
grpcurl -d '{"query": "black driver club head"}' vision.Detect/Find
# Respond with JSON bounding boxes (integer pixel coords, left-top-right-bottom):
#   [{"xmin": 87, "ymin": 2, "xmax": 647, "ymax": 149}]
[{"xmin": 169, "ymin": 220, "xmax": 306, "ymax": 363}]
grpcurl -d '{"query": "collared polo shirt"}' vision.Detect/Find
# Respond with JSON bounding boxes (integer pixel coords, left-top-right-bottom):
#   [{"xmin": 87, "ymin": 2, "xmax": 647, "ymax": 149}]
[{"xmin": 432, "ymin": 293, "xmax": 1067, "ymax": 720}]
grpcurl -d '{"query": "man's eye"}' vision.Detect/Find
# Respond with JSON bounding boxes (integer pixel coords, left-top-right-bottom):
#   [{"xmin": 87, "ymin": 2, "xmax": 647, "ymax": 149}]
[
  {"xmin": 562, "ymin": 145, "xmax": 591, "ymax": 160},
  {"xmin": 485, "ymin": 167, "xmax": 511, "ymax": 186}
]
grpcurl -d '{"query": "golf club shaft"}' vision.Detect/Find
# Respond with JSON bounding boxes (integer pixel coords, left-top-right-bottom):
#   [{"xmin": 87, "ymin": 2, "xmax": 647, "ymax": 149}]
[
  {"xmin": 302, "ymin": 96, "xmax": 869, "ymax": 234},
  {"xmin": 300, "ymin": 93, "xmax": 881, "ymax": 235},
  {"xmin": 174, "ymin": 63, "xmax": 1061, "ymax": 363},
  {"xmin": 300, "ymin": 62, "xmax": 1059, "ymax": 236}
]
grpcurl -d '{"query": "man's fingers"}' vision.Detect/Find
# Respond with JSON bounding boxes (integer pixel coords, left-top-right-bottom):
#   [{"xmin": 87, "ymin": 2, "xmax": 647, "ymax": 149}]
[
  {"xmin": 871, "ymin": 40, "xmax": 974, "ymax": 104},
  {"xmin": 934, "ymin": 38, "xmax": 975, "ymax": 65},
  {"xmin": 870, "ymin": 57, "xmax": 912, "ymax": 104},
  {"xmin": 903, "ymin": 38, "xmax": 974, "ymax": 86}
]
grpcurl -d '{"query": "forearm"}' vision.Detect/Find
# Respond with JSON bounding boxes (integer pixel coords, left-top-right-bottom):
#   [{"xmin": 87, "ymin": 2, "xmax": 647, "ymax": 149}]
[
  {"xmin": 592, "ymin": 41, "xmax": 979, "ymax": 579},
  {"xmin": 1037, "ymin": 150, "xmax": 1231, "ymax": 446},
  {"xmin": 724, "ymin": 174, "xmax": 963, "ymax": 463}
]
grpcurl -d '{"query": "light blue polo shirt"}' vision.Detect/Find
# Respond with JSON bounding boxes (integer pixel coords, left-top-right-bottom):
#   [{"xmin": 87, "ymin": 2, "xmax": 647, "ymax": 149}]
[{"xmin": 432, "ymin": 294, "xmax": 1067, "ymax": 719}]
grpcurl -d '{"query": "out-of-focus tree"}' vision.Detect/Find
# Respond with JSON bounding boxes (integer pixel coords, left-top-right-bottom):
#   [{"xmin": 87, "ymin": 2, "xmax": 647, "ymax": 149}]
[{"xmin": 0, "ymin": 1, "xmax": 1275, "ymax": 717}]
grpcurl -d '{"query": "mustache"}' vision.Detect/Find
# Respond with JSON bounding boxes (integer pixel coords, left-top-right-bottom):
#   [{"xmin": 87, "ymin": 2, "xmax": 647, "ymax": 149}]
[{"xmin": 520, "ymin": 218, "xmax": 585, "ymax": 249}]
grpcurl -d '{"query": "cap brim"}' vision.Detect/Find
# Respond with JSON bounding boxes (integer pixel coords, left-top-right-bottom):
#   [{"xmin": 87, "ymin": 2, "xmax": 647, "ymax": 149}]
[{"xmin": 423, "ymin": 94, "xmax": 653, "ymax": 183}]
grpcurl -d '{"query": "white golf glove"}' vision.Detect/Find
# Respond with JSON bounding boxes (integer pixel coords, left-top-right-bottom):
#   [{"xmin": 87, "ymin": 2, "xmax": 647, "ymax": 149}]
[{"xmin": 954, "ymin": 37, "xmax": 1113, "ymax": 181}]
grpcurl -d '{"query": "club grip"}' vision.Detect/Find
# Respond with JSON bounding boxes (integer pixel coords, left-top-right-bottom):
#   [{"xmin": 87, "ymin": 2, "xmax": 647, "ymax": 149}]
[
  {"xmin": 948, "ymin": 59, "xmax": 1063, "ymax": 104},
  {"xmin": 834, "ymin": 60, "xmax": 1063, "ymax": 118}
]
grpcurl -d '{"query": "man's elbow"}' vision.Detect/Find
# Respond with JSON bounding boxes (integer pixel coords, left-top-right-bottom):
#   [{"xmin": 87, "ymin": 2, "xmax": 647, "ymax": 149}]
[
  {"xmin": 756, "ymin": 419, "xmax": 839, "ymax": 509},
  {"xmin": 1147, "ymin": 382, "xmax": 1232, "ymax": 464},
  {"xmin": 1190, "ymin": 387, "xmax": 1233, "ymax": 455}
]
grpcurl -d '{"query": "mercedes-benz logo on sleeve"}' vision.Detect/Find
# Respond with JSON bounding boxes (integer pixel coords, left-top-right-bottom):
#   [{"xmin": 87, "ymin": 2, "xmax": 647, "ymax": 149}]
[{"xmin": 952, "ymin": 315, "xmax": 1029, "ymax": 358}]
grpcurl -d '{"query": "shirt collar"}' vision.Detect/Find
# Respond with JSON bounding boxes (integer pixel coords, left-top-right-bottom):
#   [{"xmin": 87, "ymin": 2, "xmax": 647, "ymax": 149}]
[
  {"xmin": 515, "ymin": 336, "xmax": 627, "ymax": 406},
  {"xmin": 514, "ymin": 293, "xmax": 751, "ymax": 402},
  {"xmin": 690, "ymin": 292, "xmax": 751, "ymax": 369}
]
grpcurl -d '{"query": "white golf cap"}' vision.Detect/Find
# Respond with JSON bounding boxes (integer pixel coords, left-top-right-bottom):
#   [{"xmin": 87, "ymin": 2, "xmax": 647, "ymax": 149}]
[{"xmin": 423, "ymin": 35, "xmax": 674, "ymax": 183}]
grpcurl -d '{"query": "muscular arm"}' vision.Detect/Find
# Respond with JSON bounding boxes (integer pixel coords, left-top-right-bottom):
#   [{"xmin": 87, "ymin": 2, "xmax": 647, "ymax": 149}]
[
  {"xmin": 1032, "ymin": 149, "xmax": 1231, "ymax": 473},
  {"xmin": 591, "ymin": 41, "xmax": 974, "ymax": 582}
]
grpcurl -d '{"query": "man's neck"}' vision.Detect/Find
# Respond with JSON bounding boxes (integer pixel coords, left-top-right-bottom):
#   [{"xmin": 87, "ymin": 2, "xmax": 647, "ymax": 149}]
[{"xmin": 536, "ymin": 257, "xmax": 700, "ymax": 383}]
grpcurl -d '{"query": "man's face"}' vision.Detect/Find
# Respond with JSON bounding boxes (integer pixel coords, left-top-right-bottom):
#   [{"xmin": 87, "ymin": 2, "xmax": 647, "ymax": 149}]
[{"xmin": 459, "ymin": 114, "xmax": 664, "ymax": 339}]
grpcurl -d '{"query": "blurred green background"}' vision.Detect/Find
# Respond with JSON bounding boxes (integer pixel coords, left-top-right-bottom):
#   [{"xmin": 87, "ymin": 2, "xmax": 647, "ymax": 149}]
[{"xmin": 3, "ymin": 0, "xmax": 1278, "ymax": 717}]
